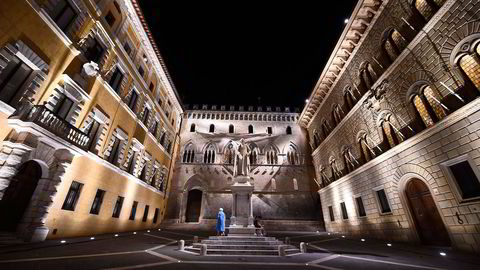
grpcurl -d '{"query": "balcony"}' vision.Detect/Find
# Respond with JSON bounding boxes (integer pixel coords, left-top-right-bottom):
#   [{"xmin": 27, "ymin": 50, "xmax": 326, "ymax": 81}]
[{"xmin": 11, "ymin": 104, "xmax": 90, "ymax": 150}]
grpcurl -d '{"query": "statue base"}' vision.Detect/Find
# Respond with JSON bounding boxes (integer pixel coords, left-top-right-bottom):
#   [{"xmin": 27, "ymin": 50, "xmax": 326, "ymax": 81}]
[{"xmin": 228, "ymin": 175, "xmax": 255, "ymax": 235}]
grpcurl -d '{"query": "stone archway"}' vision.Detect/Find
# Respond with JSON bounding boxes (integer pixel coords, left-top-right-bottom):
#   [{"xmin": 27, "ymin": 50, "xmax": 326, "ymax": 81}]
[
  {"xmin": 185, "ymin": 189, "xmax": 203, "ymax": 223},
  {"xmin": 404, "ymin": 178, "xmax": 451, "ymax": 246},
  {"xmin": 0, "ymin": 160, "xmax": 43, "ymax": 231}
]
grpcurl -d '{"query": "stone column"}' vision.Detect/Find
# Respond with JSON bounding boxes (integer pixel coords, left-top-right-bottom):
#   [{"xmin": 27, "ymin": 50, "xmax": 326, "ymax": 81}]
[
  {"xmin": 231, "ymin": 193, "xmax": 237, "ymax": 226},
  {"xmin": 0, "ymin": 142, "xmax": 32, "ymax": 200},
  {"xmin": 248, "ymin": 193, "xmax": 254, "ymax": 227},
  {"xmin": 18, "ymin": 150, "xmax": 73, "ymax": 242}
]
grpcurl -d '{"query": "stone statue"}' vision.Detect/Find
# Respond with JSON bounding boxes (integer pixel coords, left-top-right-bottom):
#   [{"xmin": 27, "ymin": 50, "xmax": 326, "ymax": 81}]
[{"xmin": 233, "ymin": 138, "xmax": 251, "ymax": 177}]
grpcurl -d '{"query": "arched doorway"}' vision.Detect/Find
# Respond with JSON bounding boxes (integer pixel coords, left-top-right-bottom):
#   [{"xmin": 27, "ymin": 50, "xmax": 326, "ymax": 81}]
[
  {"xmin": 0, "ymin": 161, "xmax": 42, "ymax": 231},
  {"xmin": 405, "ymin": 178, "xmax": 451, "ymax": 246},
  {"xmin": 185, "ymin": 189, "xmax": 202, "ymax": 223}
]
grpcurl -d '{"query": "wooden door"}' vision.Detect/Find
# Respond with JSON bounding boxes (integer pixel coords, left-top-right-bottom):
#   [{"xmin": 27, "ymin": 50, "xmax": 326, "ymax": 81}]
[
  {"xmin": 406, "ymin": 179, "xmax": 451, "ymax": 246},
  {"xmin": 185, "ymin": 189, "xmax": 202, "ymax": 222},
  {"xmin": 0, "ymin": 161, "xmax": 42, "ymax": 230}
]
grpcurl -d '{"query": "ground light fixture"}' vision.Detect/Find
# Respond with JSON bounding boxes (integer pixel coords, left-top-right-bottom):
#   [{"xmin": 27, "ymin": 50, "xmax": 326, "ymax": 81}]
[
  {"xmin": 440, "ymin": 252, "xmax": 447, "ymax": 256},
  {"xmin": 60, "ymin": 240, "xmax": 66, "ymax": 243},
  {"xmin": 147, "ymin": 230, "xmax": 150, "ymax": 232},
  {"xmin": 114, "ymin": 234, "xmax": 119, "ymax": 237},
  {"xmin": 342, "ymin": 235, "xmax": 345, "ymax": 238},
  {"xmin": 90, "ymin": 237, "xmax": 95, "ymax": 240},
  {"xmin": 133, "ymin": 232, "xmax": 137, "ymax": 235},
  {"xmin": 387, "ymin": 243, "xmax": 392, "ymax": 247},
  {"xmin": 361, "ymin": 239, "xmax": 365, "ymax": 242}
]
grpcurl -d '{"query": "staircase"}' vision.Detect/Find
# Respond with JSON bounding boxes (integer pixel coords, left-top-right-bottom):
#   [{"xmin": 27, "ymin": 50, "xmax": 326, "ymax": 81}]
[
  {"xmin": 0, "ymin": 231, "xmax": 23, "ymax": 247},
  {"xmin": 184, "ymin": 235, "xmax": 300, "ymax": 256}
]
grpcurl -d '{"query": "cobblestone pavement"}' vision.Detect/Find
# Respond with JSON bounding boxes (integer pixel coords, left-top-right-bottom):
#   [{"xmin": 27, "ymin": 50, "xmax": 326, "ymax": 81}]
[{"xmin": 0, "ymin": 230, "xmax": 478, "ymax": 270}]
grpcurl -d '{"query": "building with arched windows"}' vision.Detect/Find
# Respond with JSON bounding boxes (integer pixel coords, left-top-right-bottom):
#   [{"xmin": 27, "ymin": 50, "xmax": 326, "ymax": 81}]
[
  {"xmin": 300, "ymin": 0, "xmax": 480, "ymax": 253},
  {"xmin": 0, "ymin": 0, "xmax": 479, "ymax": 256},
  {"xmin": 163, "ymin": 105, "xmax": 322, "ymax": 231}
]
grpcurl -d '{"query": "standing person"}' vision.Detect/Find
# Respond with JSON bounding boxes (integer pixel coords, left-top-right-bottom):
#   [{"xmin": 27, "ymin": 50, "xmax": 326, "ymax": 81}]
[
  {"xmin": 254, "ymin": 215, "xmax": 265, "ymax": 236},
  {"xmin": 216, "ymin": 208, "xmax": 225, "ymax": 236}
]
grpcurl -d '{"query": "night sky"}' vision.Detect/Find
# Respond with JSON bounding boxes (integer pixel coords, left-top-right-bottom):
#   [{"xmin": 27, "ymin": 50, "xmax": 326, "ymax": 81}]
[{"xmin": 137, "ymin": 1, "xmax": 358, "ymax": 110}]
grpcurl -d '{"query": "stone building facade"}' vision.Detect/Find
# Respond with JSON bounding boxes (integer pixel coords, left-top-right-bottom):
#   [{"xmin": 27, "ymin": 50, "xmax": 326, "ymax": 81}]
[
  {"xmin": 0, "ymin": 0, "xmax": 182, "ymax": 241},
  {"xmin": 163, "ymin": 105, "xmax": 323, "ymax": 231},
  {"xmin": 300, "ymin": 0, "xmax": 480, "ymax": 253}
]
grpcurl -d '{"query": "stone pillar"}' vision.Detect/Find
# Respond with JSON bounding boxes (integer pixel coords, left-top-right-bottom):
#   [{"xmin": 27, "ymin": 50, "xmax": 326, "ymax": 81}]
[
  {"xmin": 231, "ymin": 194, "xmax": 237, "ymax": 226},
  {"xmin": 248, "ymin": 193, "xmax": 254, "ymax": 227},
  {"xmin": 300, "ymin": 242, "xmax": 307, "ymax": 253},
  {"xmin": 0, "ymin": 142, "xmax": 32, "ymax": 200},
  {"xmin": 17, "ymin": 150, "xmax": 73, "ymax": 242},
  {"xmin": 178, "ymin": 240, "xmax": 185, "ymax": 251},
  {"xmin": 200, "ymin": 244, "xmax": 207, "ymax": 256},
  {"xmin": 278, "ymin": 245, "xmax": 287, "ymax": 256}
]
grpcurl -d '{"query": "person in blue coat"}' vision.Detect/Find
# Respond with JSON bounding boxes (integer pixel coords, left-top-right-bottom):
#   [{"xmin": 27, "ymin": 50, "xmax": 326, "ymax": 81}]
[{"xmin": 216, "ymin": 208, "xmax": 225, "ymax": 236}]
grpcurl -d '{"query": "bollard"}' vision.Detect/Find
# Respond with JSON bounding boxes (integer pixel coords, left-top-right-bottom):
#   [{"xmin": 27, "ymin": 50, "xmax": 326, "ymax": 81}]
[
  {"xmin": 193, "ymin": 236, "xmax": 199, "ymax": 243},
  {"xmin": 284, "ymin": 237, "xmax": 290, "ymax": 245},
  {"xmin": 200, "ymin": 244, "xmax": 207, "ymax": 256},
  {"xmin": 278, "ymin": 245, "xmax": 286, "ymax": 256},
  {"xmin": 300, "ymin": 242, "xmax": 307, "ymax": 253},
  {"xmin": 178, "ymin": 240, "xmax": 185, "ymax": 251}
]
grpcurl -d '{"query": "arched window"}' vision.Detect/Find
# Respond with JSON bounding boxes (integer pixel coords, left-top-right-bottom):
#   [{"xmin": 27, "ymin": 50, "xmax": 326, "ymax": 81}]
[
  {"xmin": 203, "ymin": 144, "xmax": 216, "ymax": 164},
  {"xmin": 344, "ymin": 87, "xmax": 355, "ymax": 110},
  {"xmin": 248, "ymin": 125, "xmax": 254, "ymax": 134},
  {"xmin": 287, "ymin": 145, "xmax": 299, "ymax": 165},
  {"xmin": 209, "ymin": 124, "xmax": 215, "ymax": 133},
  {"xmin": 249, "ymin": 147, "xmax": 258, "ymax": 164},
  {"xmin": 321, "ymin": 121, "xmax": 330, "ymax": 138},
  {"xmin": 358, "ymin": 135, "xmax": 373, "ymax": 163},
  {"xmin": 265, "ymin": 146, "xmax": 278, "ymax": 165},
  {"xmin": 329, "ymin": 158, "xmax": 341, "ymax": 180},
  {"xmin": 313, "ymin": 131, "xmax": 321, "ymax": 149},
  {"xmin": 229, "ymin": 124, "xmax": 234, "ymax": 133},
  {"xmin": 342, "ymin": 148, "xmax": 357, "ymax": 174},
  {"xmin": 458, "ymin": 53, "xmax": 480, "ymax": 90},
  {"xmin": 190, "ymin": 123, "xmax": 196, "ymax": 132},
  {"xmin": 381, "ymin": 119, "xmax": 403, "ymax": 148},
  {"xmin": 383, "ymin": 29, "xmax": 408, "ymax": 63},
  {"xmin": 286, "ymin": 126, "xmax": 292, "ymax": 135},
  {"xmin": 414, "ymin": 0, "xmax": 443, "ymax": 21},
  {"xmin": 360, "ymin": 63, "xmax": 376, "ymax": 89},
  {"xmin": 411, "ymin": 85, "xmax": 447, "ymax": 128},
  {"xmin": 182, "ymin": 144, "xmax": 195, "ymax": 163},
  {"xmin": 332, "ymin": 105, "xmax": 343, "ymax": 125},
  {"xmin": 224, "ymin": 142, "xmax": 234, "ymax": 164}
]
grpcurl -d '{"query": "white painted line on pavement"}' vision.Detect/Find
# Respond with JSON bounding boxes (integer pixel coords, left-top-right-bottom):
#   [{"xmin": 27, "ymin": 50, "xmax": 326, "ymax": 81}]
[
  {"xmin": 307, "ymin": 254, "xmax": 341, "ymax": 264},
  {"xmin": 308, "ymin": 243, "xmax": 331, "ymax": 253},
  {"xmin": 144, "ymin": 250, "xmax": 179, "ymax": 262},
  {"xmin": 340, "ymin": 255, "xmax": 446, "ymax": 270},
  {"xmin": 309, "ymin": 238, "xmax": 340, "ymax": 245},
  {"xmin": 145, "ymin": 240, "xmax": 177, "ymax": 251},
  {"xmin": 100, "ymin": 261, "xmax": 174, "ymax": 270},
  {"xmin": 179, "ymin": 261, "xmax": 312, "ymax": 267},
  {"xmin": 143, "ymin": 233, "xmax": 177, "ymax": 242},
  {"xmin": 0, "ymin": 250, "xmax": 144, "ymax": 263}
]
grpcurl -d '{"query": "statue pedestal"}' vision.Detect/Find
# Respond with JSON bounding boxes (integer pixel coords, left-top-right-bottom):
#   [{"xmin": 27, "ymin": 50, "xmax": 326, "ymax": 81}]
[{"xmin": 228, "ymin": 176, "xmax": 255, "ymax": 236}]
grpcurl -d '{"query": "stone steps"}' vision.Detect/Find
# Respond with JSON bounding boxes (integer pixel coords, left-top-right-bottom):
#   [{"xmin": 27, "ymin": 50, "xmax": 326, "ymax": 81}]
[{"xmin": 184, "ymin": 235, "xmax": 300, "ymax": 256}]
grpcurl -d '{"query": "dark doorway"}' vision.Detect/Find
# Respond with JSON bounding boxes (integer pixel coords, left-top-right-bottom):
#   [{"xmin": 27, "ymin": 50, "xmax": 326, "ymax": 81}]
[
  {"xmin": 405, "ymin": 178, "xmax": 451, "ymax": 246},
  {"xmin": 185, "ymin": 189, "xmax": 202, "ymax": 222},
  {"xmin": 0, "ymin": 161, "xmax": 42, "ymax": 231}
]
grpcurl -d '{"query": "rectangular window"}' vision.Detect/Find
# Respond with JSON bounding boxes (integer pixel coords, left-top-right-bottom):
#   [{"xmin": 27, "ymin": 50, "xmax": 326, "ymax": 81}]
[
  {"xmin": 51, "ymin": 0, "xmax": 77, "ymax": 32},
  {"xmin": 142, "ymin": 205, "xmax": 149, "ymax": 222},
  {"xmin": 53, "ymin": 95, "xmax": 74, "ymax": 120},
  {"xmin": 153, "ymin": 208, "xmax": 159, "ymax": 223},
  {"xmin": 151, "ymin": 121, "xmax": 158, "ymax": 135},
  {"xmin": 107, "ymin": 137, "xmax": 121, "ymax": 165},
  {"xmin": 112, "ymin": 196, "xmax": 124, "ymax": 218},
  {"xmin": 138, "ymin": 66, "xmax": 145, "ymax": 78},
  {"xmin": 340, "ymin": 202, "xmax": 348, "ymax": 219},
  {"xmin": 129, "ymin": 201, "xmax": 138, "ymax": 220},
  {"xmin": 90, "ymin": 189, "xmax": 106, "ymax": 215},
  {"xmin": 328, "ymin": 205, "xmax": 335, "ymax": 222},
  {"xmin": 85, "ymin": 39, "xmax": 104, "ymax": 63},
  {"xmin": 376, "ymin": 189, "xmax": 391, "ymax": 213},
  {"xmin": 0, "ymin": 55, "xmax": 33, "ymax": 107},
  {"xmin": 355, "ymin": 196, "xmax": 366, "ymax": 217},
  {"xmin": 143, "ymin": 108, "xmax": 150, "ymax": 125},
  {"xmin": 449, "ymin": 161, "xmax": 480, "ymax": 199},
  {"xmin": 127, "ymin": 152, "xmax": 137, "ymax": 174},
  {"xmin": 267, "ymin": 127, "xmax": 272, "ymax": 134},
  {"xmin": 105, "ymin": 10, "xmax": 116, "ymax": 26},
  {"xmin": 109, "ymin": 68, "xmax": 124, "ymax": 93},
  {"xmin": 124, "ymin": 42, "xmax": 132, "ymax": 56},
  {"xmin": 128, "ymin": 91, "xmax": 138, "ymax": 112},
  {"xmin": 62, "ymin": 181, "xmax": 83, "ymax": 211},
  {"xmin": 86, "ymin": 120, "xmax": 101, "ymax": 153}
]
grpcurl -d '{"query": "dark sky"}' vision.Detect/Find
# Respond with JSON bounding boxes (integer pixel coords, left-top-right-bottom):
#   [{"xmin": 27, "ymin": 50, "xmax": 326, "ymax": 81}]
[{"xmin": 137, "ymin": 1, "xmax": 358, "ymax": 109}]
